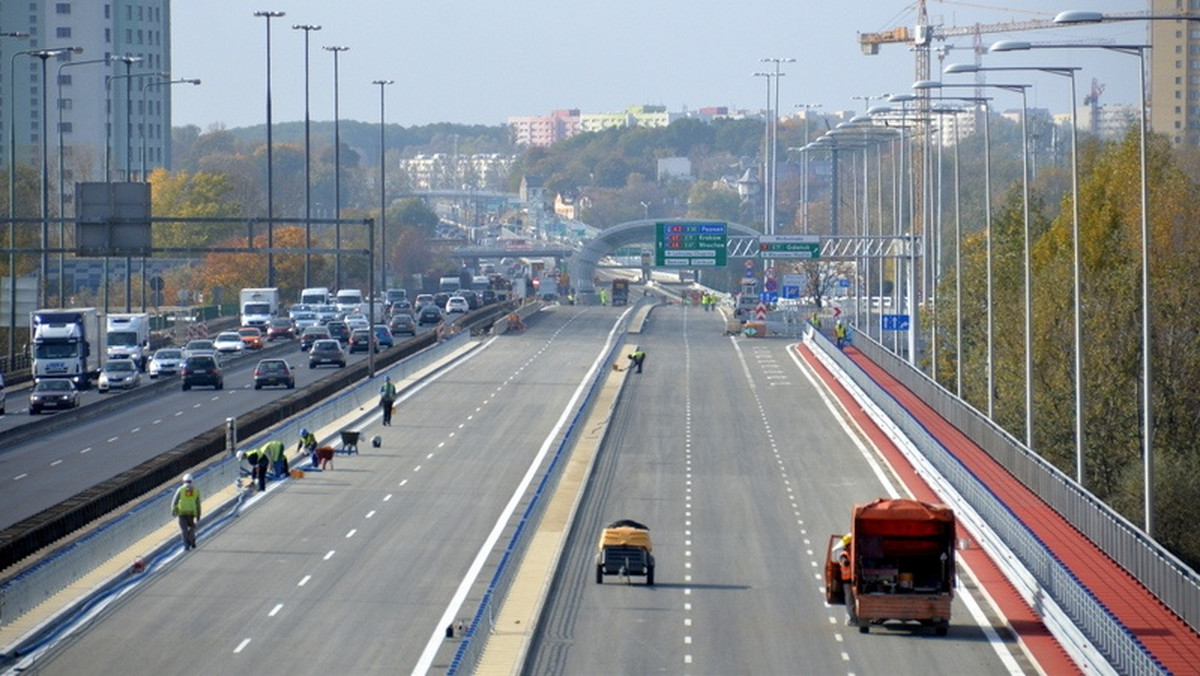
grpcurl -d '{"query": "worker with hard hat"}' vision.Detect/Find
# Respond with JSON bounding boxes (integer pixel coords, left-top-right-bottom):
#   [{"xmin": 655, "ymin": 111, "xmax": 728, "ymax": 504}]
[
  {"xmin": 298, "ymin": 428, "xmax": 318, "ymax": 467},
  {"xmin": 832, "ymin": 533, "xmax": 857, "ymax": 625},
  {"xmin": 171, "ymin": 474, "xmax": 202, "ymax": 550}
]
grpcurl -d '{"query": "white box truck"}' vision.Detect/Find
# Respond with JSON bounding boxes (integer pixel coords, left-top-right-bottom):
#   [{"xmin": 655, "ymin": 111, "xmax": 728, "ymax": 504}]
[
  {"xmin": 106, "ymin": 313, "xmax": 151, "ymax": 371},
  {"xmin": 31, "ymin": 308, "xmax": 104, "ymax": 388},
  {"xmin": 240, "ymin": 288, "xmax": 280, "ymax": 329}
]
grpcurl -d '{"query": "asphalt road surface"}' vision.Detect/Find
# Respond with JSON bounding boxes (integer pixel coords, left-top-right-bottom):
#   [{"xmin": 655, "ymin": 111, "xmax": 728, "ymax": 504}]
[
  {"xmin": 17, "ymin": 303, "xmax": 1035, "ymax": 674},
  {"xmin": 525, "ymin": 303, "xmax": 1031, "ymax": 675}
]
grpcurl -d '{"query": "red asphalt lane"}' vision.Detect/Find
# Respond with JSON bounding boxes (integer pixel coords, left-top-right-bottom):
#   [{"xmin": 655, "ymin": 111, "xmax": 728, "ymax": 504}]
[{"xmin": 797, "ymin": 342, "xmax": 1200, "ymax": 675}]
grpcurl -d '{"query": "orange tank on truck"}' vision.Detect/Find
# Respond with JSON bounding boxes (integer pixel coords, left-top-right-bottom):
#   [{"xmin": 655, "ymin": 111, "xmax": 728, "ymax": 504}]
[{"xmin": 824, "ymin": 498, "xmax": 956, "ymax": 636}]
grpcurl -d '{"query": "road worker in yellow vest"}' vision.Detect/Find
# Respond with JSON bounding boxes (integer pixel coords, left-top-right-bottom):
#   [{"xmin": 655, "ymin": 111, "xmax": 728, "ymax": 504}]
[{"xmin": 171, "ymin": 474, "xmax": 202, "ymax": 550}]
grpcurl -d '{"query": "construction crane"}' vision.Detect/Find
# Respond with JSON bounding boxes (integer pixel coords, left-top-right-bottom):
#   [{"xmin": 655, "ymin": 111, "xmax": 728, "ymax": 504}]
[
  {"xmin": 859, "ymin": 0, "xmax": 1061, "ymax": 84},
  {"xmin": 1083, "ymin": 77, "xmax": 1105, "ymax": 136}
]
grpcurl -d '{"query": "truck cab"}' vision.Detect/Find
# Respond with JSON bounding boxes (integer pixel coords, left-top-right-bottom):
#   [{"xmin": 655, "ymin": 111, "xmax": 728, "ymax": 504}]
[
  {"xmin": 595, "ymin": 519, "xmax": 655, "ymax": 585},
  {"xmin": 106, "ymin": 313, "xmax": 151, "ymax": 371}
]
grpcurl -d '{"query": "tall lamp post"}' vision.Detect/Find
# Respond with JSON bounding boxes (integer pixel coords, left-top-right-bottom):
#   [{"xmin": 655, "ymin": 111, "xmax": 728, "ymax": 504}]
[
  {"xmin": 373, "ymin": 79, "xmax": 393, "ymax": 292},
  {"xmin": 33, "ymin": 49, "xmax": 74, "ymax": 309},
  {"xmin": 255, "ymin": 10, "xmax": 284, "ymax": 289},
  {"xmin": 10, "ymin": 44, "xmax": 77, "ymax": 351},
  {"xmin": 1, "ymin": 30, "xmax": 29, "ymax": 361},
  {"xmin": 947, "ymin": 62, "xmax": 1083, "ymax": 478},
  {"xmin": 293, "ymin": 24, "xmax": 321, "ymax": 288},
  {"xmin": 107, "ymin": 55, "xmax": 146, "ymax": 313},
  {"xmin": 58, "ymin": 55, "xmax": 111, "ymax": 306},
  {"xmin": 752, "ymin": 71, "xmax": 775, "ymax": 235},
  {"xmin": 761, "ymin": 57, "xmax": 793, "ymax": 238},
  {"xmin": 991, "ymin": 37, "xmax": 1153, "ymax": 533},
  {"xmin": 325, "ymin": 45, "xmax": 349, "ymax": 289},
  {"xmin": 794, "ymin": 103, "xmax": 822, "ymax": 233}
]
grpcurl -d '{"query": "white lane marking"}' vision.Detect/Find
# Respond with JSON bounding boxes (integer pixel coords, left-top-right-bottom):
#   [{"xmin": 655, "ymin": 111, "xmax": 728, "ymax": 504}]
[
  {"xmin": 426, "ymin": 453, "xmax": 434, "ymax": 459},
  {"xmin": 268, "ymin": 604, "xmax": 283, "ymax": 617},
  {"xmin": 191, "ymin": 404, "xmax": 201, "ymax": 409},
  {"xmin": 80, "ymin": 447, "xmax": 92, "ymax": 454},
  {"xmin": 175, "ymin": 411, "xmax": 183, "ymax": 416},
  {"xmin": 384, "ymin": 494, "xmax": 393, "ymax": 501},
  {"xmin": 365, "ymin": 511, "xmax": 376, "ymax": 519},
  {"xmin": 684, "ymin": 635, "xmax": 692, "ymax": 644},
  {"xmin": 106, "ymin": 437, "xmax": 118, "ymax": 443},
  {"xmin": 399, "ymin": 479, "xmax": 408, "ymax": 487},
  {"xmin": 684, "ymin": 655, "xmax": 693, "ymax": 665},
  {"xmin": 413, "ymin": 466, "xmax": 421, "ymax": 472},
  {"xmin": 153, "ymin": 419, "xmax": 162, "ymax": 424},
  {"xmin": 346, "ymin": 529, "xmax": 357, "ymax": 539},
  {"xmin": 298, "ymin": 575, "xmax": 311, "ymax": 587},
  {"xmin": 50, "ymin": 460, "xmax": 62, "ymax": 467},
  {"xmin": 234, "ymin": 638, "xmax": 251, "ymax": 653},
  {"xmin": 324, "ymin": 551, "xmax": 335, "ymax": 561},
  {"xmin": 413, "ymin": 320, "xmax": 622, "ymax": 675},
  {"xmin": 13, "ymin": 473, "xmax": 28, "ymax": 481},
  {"xmin": 130, "ymin": 427, "xmax": 141, "ymax": 433}
]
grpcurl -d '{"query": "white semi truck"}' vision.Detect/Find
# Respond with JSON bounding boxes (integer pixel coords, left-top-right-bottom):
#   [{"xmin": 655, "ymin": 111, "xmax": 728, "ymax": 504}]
[
  {"xmin": 106, "ymin": 313, "xmax": 151, "ymax": 371},
  {"xmin": 31, "ymin": 308, "xmax": 104, "ymax": 388},
  {"xmin": 240, "ymin": 287, "xmax": 280, "ymax": 329}
]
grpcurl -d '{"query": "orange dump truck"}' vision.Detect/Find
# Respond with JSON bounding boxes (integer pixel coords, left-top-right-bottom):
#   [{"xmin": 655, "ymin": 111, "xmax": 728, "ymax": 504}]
[{"xmin": 825, "ymin": 498, "xmax": 956, "ymax": 635}]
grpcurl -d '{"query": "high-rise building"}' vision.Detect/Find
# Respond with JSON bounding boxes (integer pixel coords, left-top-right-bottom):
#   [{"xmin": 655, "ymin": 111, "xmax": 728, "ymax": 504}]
[
  {"xmin": 1149, "ymin": 0, "xmax": 1198, "ymax": 146},
  {"xmin": 0, "ymin": 0, "xmax": 171, "ymax": 195}
]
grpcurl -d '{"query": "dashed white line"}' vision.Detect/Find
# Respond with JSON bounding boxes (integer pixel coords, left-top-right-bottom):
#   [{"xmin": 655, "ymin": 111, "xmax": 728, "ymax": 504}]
[
  {"xmin": 50, "ymin": 460, "xmax": 62, "ymax": 467},
  {"xmin": 399, "ymin": 479, "xmax": 408, "ymax": 487},
  {"xmin": 384, "ymin": 494, "xmax": 393, "ymax": 501},
  {"xmin": 106, "ymin": 436, "xmax": 118, "ymax": 443},
  {"xmin": 234, "ymin": 638, "xmax": 251, "ymax": 653},
  {"xmin": 365, "ymin": 510, "xmax": 376, "ymax": 519},
  {"xmin": 268, "ymin": 603, "xmax": 283, "ymax": 617},
  {"xmin": 345, "ymin": 529, "xmax": 357, "ymax": 539},
  {"xmin": 13, "ymin": 473, "xmax": 28, "ymax": 481},
  {"xmin": 324, "ymin": 550, "xmax": 336, "ymax": 560},
  {"xmin": 298, "ymin": 575, "xmax": 311, "ymax": 587},
  {"xmin": 80, "ymin": 447, "xmax": 91, "ymax": 454},
  {"xmin": 130, "ymin": 427, "xmax": 141, "ymax": 433}
]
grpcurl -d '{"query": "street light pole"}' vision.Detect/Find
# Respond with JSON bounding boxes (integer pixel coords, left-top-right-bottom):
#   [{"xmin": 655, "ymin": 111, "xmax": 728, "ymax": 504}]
[
  {"xmin": 948, "ymin": 62, "xmax": 1083, "ymax": 474},
  {"xmin": 1, "ymin": 30, "xmax": 29, "ymax": 362},
  {"xmin": 752, "ymin": 71, "xmax": 774, "ymax": 235},
  {"xmin": 58, "ymin": 56, "xmax": 111, "ymax": 306},
  {"xmin": 373, "ymin": 79, "xmax": 393, "ymax": 292},
  {"xmin": 795, "ymin": 104, "xmax": 822, "ymax": 233},
  {"xmin": 325, "ymin": 46, "xmax": 349, "ymax": 290},
  {"xmin": 294, "ymin": 24, "xmax": 321, "ymax": 288},
  {"xmin": 34, "ymin": 50, "xmax": 71, "ymax": 310},
  {"xmin": 111, "ymin": 55, "xmax": 144, "ymax": 313},
  {"xmin": 255, "ymin": 10, "xmax": 284, "ymax": 289},
  {"xmin": 762, "ymin": 57, "xmax": 793, "ymax": 238},
  {"xmin": 992, "ymin": 37, "xmax": 1153, "ymax": 532}
]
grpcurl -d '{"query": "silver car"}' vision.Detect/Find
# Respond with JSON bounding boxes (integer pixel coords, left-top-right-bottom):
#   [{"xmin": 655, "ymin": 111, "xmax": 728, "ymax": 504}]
[
  {"xmin": 98, "ymin": 358, "xmax": 141, "ymax": 392},
  {"xmin": 149, "ymin": 348, "xmax": 185, "ymax": 379}
]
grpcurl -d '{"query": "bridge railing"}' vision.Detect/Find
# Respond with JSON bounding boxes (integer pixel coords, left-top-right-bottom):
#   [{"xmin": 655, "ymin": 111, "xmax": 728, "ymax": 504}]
[{"xmin": 817, "ymin": 329, "xmax": 1168, "ymax": 675}]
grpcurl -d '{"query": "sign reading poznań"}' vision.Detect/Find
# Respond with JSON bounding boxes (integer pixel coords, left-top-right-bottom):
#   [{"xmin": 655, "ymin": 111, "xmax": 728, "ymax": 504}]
[
  {"xmin": 758, "ymin": 234, "xmax": 820, "ymax": 259},
  {"xmin": 655, "ymin": 222, "xmax": 727, "ymax": 267}
]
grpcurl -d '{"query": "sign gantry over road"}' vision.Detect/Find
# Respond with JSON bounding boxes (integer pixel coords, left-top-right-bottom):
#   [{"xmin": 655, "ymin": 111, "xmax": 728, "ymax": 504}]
[
  {"xmin": 655, "ymin": 221, "xmax": 727, "ymax": 267},
  {"xmin": 759, "ymin": 234, "xmax": 820, "ymax": 259}
]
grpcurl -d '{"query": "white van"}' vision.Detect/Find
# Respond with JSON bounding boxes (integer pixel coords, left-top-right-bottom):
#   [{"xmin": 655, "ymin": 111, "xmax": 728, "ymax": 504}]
[{"xmin": 335, "ymin": 288, "xmax": 363, "ymax": 314}]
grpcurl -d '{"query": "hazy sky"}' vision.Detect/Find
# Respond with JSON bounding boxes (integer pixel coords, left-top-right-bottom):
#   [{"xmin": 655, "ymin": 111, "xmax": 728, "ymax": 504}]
[{"xmin": 170, "ymin": 1, "xmax": 1146, "ymax": 130}]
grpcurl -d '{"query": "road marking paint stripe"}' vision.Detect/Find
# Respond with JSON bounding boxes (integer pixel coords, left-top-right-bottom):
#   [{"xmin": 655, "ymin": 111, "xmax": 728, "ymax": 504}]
[
  {"xmin": 234, "ymin": 638, "xmax": 251, "ymax": 653},
  {"xmin": 346, "ymin": 529, "xmax": 357, "ymax": 538},
  {"xmin": 324, "ymin": 551, "xmax": 335, "ymax": 560},
  {"xmin": 50, "ymin": 460, "xmax": 62, "ymax": 467},
  {"xmin": 298, "ymin": 575, "xmax": 311, "ymax": 586},
  {"xmin": 269, "ymin": 604, "xmax": 283, "ymax": 617},
  {"xmin": 13, "ymin": 473, "xmax": 28, "ymax": 481},
  {"xmin": 366, "ymin": 510, "xmax": 376, "ymax": 519}
]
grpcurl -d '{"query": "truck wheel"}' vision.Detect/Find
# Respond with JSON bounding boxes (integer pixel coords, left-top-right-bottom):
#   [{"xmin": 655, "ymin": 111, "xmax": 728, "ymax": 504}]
[
  {"xmin": 596, "ymin": 565, "xmax": 604, "ymax": 584},
  {"xmin": 858, "ymin": 625, "xmax": 869, "ymax": 634},
  {"xmin": 935, "ymin": 623, "xmax": 948, "ymax": 637},
  {"xmin": 646, "ymin": 565, "xmax": 655, "ymax": 586}
]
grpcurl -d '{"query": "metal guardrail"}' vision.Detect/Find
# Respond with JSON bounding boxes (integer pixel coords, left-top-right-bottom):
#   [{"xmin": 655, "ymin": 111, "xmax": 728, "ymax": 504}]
[
  {"xmin": 0, "ymin": 331, "xmax": 470, "ymax": 634},
  {"xmin": 445, "ymin": 300, "xmax": 640, "ymax": 674},
  {"xmin": 820, "ymin": 330, "xmax": 1165, "ymax": 675}
]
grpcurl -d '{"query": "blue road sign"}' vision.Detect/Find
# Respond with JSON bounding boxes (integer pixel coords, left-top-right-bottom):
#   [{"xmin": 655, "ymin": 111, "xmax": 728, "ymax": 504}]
[
  {"xmin": 881, "ymin": 314, "xmax": 910, "ymax": 331},
  {"xmin": 781, "ymin": 285, "xmax": 799, "ymax": 299},
  {"xmin": 759, "ymin": 291, "xmax": 778, "ymax": 303}
]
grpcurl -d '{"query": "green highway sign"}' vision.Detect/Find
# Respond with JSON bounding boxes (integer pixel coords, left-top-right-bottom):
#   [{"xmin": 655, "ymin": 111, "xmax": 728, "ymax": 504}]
[
  {"xmin": 759, "ymin": 234, "xmax": 820, "ymax": 259},
  {"xmin": 655, "ymin": 222, "xmax": 727, "ymax": 267}
]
